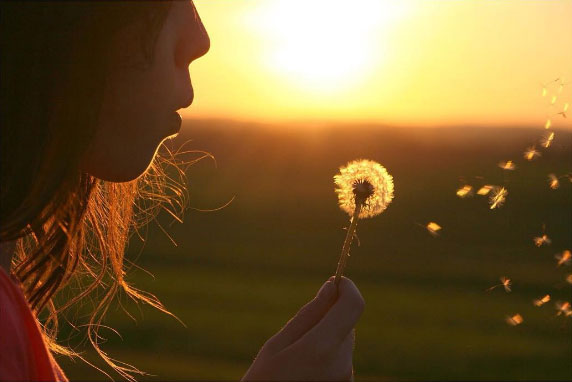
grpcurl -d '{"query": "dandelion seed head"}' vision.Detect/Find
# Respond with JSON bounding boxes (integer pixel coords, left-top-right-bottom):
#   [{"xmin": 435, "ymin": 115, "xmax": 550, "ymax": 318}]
[
  {"xmin": 426, "ymin": 222, "xmax": 441, "ymax": 236},
  {"xmin": 489, "ymin": 187, "xmax": 508, "ymax": 209},
  {"xmin": 477, "ymin": 185, "xmax": 494, "ymax": 196},
  {"xmin": 524, "ymin": 147, "xmax": 541, "ymax": 161},
  {"xmin": 334, "ymin": 159, "xmax": 394, "ymax": 219},
  {"xmin": 498, "ymin": 161, "xmax": 516, "ymax": 171},
  {"xmin": 548, "ymin": 174, "xmax": 559, "ymax": 190},
  {"xmin": 456, "ymin": 185, "xmax": 473, "ymax": 198},
  {"xmin": 533, "ymin": 294, "xmax": 551, "ymax": 307},
  {"xmin": 506, "ymin": 313, "xmax": 523, "ymax": 326}
]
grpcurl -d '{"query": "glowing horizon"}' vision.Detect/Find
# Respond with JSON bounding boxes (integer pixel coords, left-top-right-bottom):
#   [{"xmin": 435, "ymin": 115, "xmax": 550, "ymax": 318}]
[{"xmin": 187, "ymin": 0, "xmax": 572, "ymax": 128}]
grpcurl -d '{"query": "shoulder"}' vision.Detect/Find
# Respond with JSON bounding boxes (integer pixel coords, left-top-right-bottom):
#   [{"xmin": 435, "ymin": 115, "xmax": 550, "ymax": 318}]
[{"xmin": 0, "ymin": 268, "xmax": 34, "ymax": 380}]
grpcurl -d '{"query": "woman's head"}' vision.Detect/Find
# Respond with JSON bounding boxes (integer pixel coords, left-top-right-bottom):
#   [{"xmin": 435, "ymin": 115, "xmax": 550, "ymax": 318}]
[
  {"xmin": 82, "ymin": 0, "xmax": 210, "ymax": 181},
  {"xmin": 0, "ymin": 0, "xmax": 208, "ymax": 379}
]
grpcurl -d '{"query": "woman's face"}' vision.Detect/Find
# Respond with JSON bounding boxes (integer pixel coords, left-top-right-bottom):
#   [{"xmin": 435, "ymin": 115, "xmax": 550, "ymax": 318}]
[{"xmin": 81, "ymin": 0, "xmax": 210, "ymax": 182}]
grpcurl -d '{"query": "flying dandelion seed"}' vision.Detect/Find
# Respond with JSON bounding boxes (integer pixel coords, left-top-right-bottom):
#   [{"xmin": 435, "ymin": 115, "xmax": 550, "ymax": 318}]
[
  {"xmin": 456, "ymin": 185, "xmax": 473, "ymax": 198},
  {"xmin": 551, "ymin": 95, "xmax": 557, "ymax": 105},
  {"xmin": 523, "ymin": 147, "xmax": 541, "ymax": 161},
  {"xmin": 564, "ymin": 103, "xmax": 569, "ymax": 112},
  {"xmin": 489, "ymin": 187, "xmax": 508, "ymax": 209},
  {"xmin": 542, "ymin": 87, "xmax": 547, "ymax": 97},
  {"xmin": 498, "ymin": 161, "xmax": 516, "ymax": 171},
  {"xmin": 533, "ymin": 294, "xmax": 551, "ymax": 307},
  {"xmin": 545, "ymin": 119, "xmax": 552, "ymax": 129},
  {"xmin": 425, "ymin": 222, "xmax": 441, "ymax": 237},
  {"xmin": 566, "ymin": 274, "xmax": 572, "ymax": 284},
  {"xmin": 555, "ymin": 301, "xmax": 572, "ymax": 317},
  {"xmin": 486, "ymin": 276, "xmax": 511, "ymax": 292},
  {"xmin": 555, "ymin": 250, "xmax": 571, "ymax": 267},
  {"xmin": 477, "ymin": 185, "xmax": 494, "ymax": 196},
  {"xmin": 548, "ymin": 174, "xmax": 560, "ymax": 190},
  {"xmin": 541, "ymin": 132, "xmax": 555, "ymax": 148},
  {"xmin": 333, "ymin": 159, "xmax": 394, "ymax": 287},
  {"xmin": 505, "ymin": 314, "xmax": 523, "ymax": 326},
  {"xmin": 533, "ymin": 234, "xmax": 552, "ymax": 247}
]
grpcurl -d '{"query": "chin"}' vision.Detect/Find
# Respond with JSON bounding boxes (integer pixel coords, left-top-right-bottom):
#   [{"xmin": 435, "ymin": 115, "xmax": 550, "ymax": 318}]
[{"xmin": 81, "ymin": 140, "xmax": 165, "ymax": 183}]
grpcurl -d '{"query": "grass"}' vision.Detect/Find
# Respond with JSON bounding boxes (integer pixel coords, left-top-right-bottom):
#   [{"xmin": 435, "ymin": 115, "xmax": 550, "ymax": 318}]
[{"xmin": 58, "ymin": 122, "xmax": 571, "ymax": 381}]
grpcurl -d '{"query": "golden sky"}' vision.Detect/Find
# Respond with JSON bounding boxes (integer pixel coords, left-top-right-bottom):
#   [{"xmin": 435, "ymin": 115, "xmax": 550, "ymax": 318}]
[{"xmin": 188, "ymin": 0, "xmax": 572, "ymax": 127}]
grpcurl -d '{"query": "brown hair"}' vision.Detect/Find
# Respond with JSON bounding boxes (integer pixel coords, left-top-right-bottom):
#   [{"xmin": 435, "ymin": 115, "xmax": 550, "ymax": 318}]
[{"xmin": 0, "ymin": 1, "xmax": 201, "ymax": 380}]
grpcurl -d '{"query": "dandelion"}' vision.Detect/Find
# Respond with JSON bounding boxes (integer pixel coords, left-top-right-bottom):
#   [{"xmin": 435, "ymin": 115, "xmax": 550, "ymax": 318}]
[
  {"xmin": 425, "ymin": 222, "xmax": 442, "ymax": 237},
  {"xmin": 505, "ymin": 314, "xmax": 523, "ymax": 326},
  {"xmin": 533, "ymin": 294, "xmax": 551, "ymax": 307},
  {"xmin": 489, "ymin": 187, "xmax": 508, "ymax": 209},
  {"xmin": 548, "ymin": 174, "xmax": 559, "ymax": 190},
  {"xmin": 555, "ymin": 301, "xmax": 572, "ymax": 317},
  {"xmin": 533, "ymin": 234, "xmax": 551, "ymax": 247},
  {"xmin": 456, "ymin": 185, "xmax": 473, "ymax": 198},
  {"xmin": 498, "ymin": 161, "xmax": 516, "ymax": 171},
  {"xmin": 477, "ymin": 185, "xmax": 494, "ymax": 196},
  {"xmin": 544, "ymin": 119, "xmax": 552, "ymax": 129},
  {"xmin": 333, "ymin": 159, "xmax": 394, "ymax": 286},
  {"xmin": 523, "ymin": 147, "xmax": 541, "ymax": 161},
  {"xmin": 541, "ymin": 132, "xmax": 554, "ymax": 148},
  {"xmin": 555, "ymin": 250, "xmax": 571, "ymax": 267},
  {"xmin": 486, "ymin": 276, "xmax": 511, "ymax": 293}
]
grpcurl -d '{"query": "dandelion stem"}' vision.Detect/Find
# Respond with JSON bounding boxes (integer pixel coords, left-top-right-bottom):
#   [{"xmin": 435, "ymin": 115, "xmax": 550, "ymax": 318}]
[{"xmin": 334, "ymin": 202, "xmax": 362, "ymax": 288}]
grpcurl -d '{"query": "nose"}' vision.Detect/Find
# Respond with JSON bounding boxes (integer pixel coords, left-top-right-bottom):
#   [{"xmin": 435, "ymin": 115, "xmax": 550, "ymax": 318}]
[
  {"xmin": 176, "ymin": 1, "xmax": 210, "ymax": 110},
  {"xmin": 190, "ymin": 0, "xmax": 210, "ymax": 59}
]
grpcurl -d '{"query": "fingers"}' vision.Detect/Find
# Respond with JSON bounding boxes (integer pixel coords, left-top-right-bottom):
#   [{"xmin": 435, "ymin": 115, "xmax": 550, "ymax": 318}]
[
  {"xmin": 263, "ymin": 276, "xmax": 337, "ymax": 354},
  {"xmin": 300, "ymin": 277, "xmax": 364, "ymax": 351}
]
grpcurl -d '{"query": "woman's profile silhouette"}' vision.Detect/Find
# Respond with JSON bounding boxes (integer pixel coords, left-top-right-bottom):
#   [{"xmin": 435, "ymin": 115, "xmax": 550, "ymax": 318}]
[{"xmin": 0, "ymin": 1, "xmax": 364, "ymax": 381}]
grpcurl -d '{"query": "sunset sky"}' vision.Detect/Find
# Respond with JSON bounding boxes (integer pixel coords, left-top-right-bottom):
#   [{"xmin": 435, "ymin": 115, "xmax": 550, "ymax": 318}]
[{"xmin": 188, "ymin": 0, "xmax": 572, "ymax": 128}]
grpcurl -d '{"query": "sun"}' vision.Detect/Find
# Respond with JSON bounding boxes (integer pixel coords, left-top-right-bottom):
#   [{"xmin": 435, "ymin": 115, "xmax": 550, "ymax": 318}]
[{"xmin": 248, "ymin": 0, "xmax": 411, "ymax": 93}]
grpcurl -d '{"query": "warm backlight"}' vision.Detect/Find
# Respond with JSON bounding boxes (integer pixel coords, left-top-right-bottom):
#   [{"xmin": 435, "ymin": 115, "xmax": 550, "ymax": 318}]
[{"xmin": 246, "ymin": 0, "xmax": 411, "ymax": 93}]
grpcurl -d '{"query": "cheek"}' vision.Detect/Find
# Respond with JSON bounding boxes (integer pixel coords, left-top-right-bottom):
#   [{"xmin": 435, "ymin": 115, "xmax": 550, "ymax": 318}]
[{"xmin": 83, "ymin": 76, "xmax": 170, "ymax": 182}]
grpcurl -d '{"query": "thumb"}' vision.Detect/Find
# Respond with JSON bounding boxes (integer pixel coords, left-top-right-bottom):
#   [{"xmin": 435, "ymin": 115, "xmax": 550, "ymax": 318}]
[{"xmin": 262, "ymin": 276, "xmax": 337, "ymax": 354}]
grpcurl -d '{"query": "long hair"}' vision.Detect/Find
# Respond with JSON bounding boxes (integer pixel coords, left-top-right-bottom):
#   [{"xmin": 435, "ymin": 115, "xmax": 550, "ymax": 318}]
[{"xmin": 0, "ymin": 1, "xmax": 202, "ymax": 380}]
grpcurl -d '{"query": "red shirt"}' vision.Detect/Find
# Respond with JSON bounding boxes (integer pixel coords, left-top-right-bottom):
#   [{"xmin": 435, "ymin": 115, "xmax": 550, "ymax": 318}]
[{"xmin": 0, "ymin": 268, "xmax": 67, "ymax": 381}]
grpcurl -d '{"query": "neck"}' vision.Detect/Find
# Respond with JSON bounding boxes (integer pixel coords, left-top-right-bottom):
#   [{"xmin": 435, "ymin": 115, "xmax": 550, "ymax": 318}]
[{"xmin": 0, "ymin": 240, "xmax": 16, "ymax": 274}]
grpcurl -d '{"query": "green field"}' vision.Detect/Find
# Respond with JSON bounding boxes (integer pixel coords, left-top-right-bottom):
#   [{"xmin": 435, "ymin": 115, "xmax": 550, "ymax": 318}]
[{"xmin": 59, "ymin": 121, "xmax": 571, "ymax": 381}]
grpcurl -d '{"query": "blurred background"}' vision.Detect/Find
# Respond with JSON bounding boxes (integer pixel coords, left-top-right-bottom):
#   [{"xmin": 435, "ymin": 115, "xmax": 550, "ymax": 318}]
[{"xmin": 60, "ymin": 0, "xmax": 571, "ymax": 380}]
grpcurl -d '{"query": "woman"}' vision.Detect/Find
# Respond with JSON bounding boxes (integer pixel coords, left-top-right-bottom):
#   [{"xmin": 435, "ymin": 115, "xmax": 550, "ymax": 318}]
[{"xmin": 0, "ymin": 1, "xmax": 364, "ymax": 381}]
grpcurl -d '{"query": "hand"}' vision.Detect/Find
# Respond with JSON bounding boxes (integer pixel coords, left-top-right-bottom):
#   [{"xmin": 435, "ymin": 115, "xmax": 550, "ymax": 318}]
[{"xmin": 241, "ymin": 276, "xmax": 365, "ymax": 381}]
